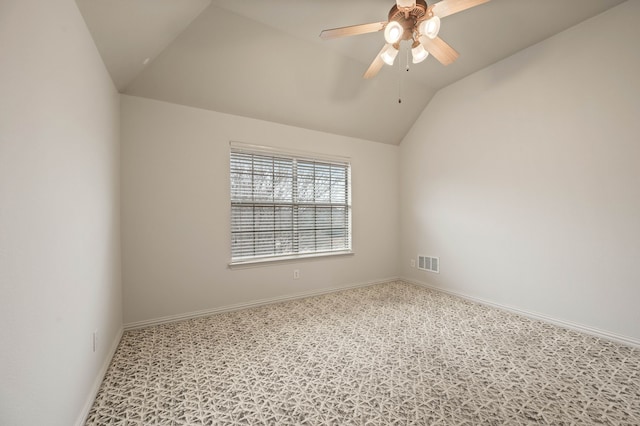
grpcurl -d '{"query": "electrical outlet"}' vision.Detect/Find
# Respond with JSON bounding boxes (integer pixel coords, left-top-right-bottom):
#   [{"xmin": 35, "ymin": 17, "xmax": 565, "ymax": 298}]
[
  {"xmin": 293, "ymin": 269, "xmax": 300, "ymax": 279},
  {"xmin": 410, "ymin": 259, "xmax": 416, "ymax": 268},
  {"xmin": 92, "ymin": 330, "xmax": 98, "ymax": 353}
]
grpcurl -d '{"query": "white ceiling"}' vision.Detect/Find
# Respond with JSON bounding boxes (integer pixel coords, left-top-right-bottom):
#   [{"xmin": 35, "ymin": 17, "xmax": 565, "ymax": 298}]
[
  {"xmin": 76, "ymin": 0, "xmax": 626, "ymax": 145},
  {"xmin": 75, "ymin": 0, "xmax": 211, "ymax": 91}
]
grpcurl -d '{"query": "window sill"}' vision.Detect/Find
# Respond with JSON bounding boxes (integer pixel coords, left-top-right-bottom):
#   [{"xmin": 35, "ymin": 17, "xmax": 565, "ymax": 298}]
[{"xmin": 228, "ymin": 250, "xmax": 354, "ymax": 269}]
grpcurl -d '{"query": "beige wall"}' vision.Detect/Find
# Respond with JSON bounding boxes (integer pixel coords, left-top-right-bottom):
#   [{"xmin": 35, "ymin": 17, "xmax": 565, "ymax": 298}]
[
  {"xmin": 121, "ymin": 95, "xmax": 399, "ymax": 325},
  {"xmin": 400, "ymin": 1, "xmax": 640, "ymax": 342},
  {"xmin": 0, "ymin": 1, "xmax": 122, "ymax": 425}
]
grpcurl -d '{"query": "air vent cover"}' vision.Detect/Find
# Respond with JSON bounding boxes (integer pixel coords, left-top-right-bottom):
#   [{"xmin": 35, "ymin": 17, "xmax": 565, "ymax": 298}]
[{"xmin": 418, "ymin": 255, "xmax": 439, "ymax": 273}]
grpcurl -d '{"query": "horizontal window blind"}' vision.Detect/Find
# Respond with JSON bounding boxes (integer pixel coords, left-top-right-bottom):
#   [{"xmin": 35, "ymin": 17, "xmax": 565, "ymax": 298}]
[{"xmin": 230, "ymin": 147, "xmax": 351, "ymax": 262}]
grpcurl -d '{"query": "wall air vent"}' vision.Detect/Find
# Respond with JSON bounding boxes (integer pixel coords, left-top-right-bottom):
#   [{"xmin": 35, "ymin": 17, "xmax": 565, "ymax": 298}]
[{"xmin": 418, "ymin": 255, "xmax": 439, "ymax": 273}]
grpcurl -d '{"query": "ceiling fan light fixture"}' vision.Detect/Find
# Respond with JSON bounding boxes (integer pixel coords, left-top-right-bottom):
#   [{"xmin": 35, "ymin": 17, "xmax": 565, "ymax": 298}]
[
  {"xmin": 384, "ymin": 21, "xmax": 403, "ymax": 44},
  {"xmin": 320, "ymin": 0, "xmax": 491, "ymax": 79},
  {"xmin": 411, "ymin": 42, "xmax": 428, "ymax": 64},
  {"xmin": 419, "ymin": 16, "xmax": 441, "ymax": 39},
  {"xmin": 381, "ymin": 44, "xmax": 399, "ymax": 66}
]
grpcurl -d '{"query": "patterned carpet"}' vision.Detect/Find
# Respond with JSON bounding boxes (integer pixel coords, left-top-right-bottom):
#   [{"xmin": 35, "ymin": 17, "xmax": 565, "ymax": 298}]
[{"xmin": 86, "ymin": 281, "xmax": 640, "ymax": 425}]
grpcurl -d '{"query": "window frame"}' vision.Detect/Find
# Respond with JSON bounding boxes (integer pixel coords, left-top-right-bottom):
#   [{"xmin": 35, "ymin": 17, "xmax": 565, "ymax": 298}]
[{"xmin": 228, "ymin": 142, "xmax": 353, "ymax": 267}]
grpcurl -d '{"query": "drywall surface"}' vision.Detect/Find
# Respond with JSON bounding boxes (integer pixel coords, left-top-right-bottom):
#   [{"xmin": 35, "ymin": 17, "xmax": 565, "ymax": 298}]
[
  {"xmin": 400, "ymin": 1, "xmax": 640, "ymax": 341},
  {"xmin": 124, "ymin": 3, "xmax": 434, "ymax": 145},
  {"xmin": 121, "ymin": 95, "xmax": 399, "ymax": 325},
  {"xmin": 0, "ymin": 1, "xmax": 122, "ymax": 424}
]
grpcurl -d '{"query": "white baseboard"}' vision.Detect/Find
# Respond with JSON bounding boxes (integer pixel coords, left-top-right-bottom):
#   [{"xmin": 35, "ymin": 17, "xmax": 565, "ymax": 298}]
[
  {"xmin": 401, "ymin": 276, "xmax": 640, "ymax": 349},
  {"xmin": 124, "ymin": 277, "xmax": 400, "ymax": 330},
  {"xmin": 75, "ymin": 326, "xmax": 124, "ymax": 426}
]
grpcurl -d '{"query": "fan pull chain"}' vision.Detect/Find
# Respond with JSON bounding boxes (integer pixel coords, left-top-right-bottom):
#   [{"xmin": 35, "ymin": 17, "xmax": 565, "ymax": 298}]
[
  {"xmin": 398, "ymin": 46, "xmax": 410, "ymax": 104},
  {"xmin": 406, "ymin": 48, "xmax": 410, "ymax": 72},
  {"xmin": 398, "ymin": 47, "xmax": 403, "ymax": 104}
]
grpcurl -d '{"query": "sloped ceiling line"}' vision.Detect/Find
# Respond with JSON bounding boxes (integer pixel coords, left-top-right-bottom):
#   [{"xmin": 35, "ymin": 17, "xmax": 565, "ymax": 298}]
[{"xmin": 77, "ymin": 0, "xmax": 627, "ymax": 145}]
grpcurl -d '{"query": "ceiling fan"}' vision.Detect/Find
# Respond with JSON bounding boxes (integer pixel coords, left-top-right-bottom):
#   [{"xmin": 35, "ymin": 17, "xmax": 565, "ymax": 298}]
[{"xmin": 319, "ymin": 0, "xmax": 490, "ymax": 79}]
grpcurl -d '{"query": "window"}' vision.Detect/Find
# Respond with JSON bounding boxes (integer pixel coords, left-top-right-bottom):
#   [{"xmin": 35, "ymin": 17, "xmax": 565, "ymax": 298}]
[{"xmin": 230, "ymin": 144, "xmax": 351, "ymax": 264}]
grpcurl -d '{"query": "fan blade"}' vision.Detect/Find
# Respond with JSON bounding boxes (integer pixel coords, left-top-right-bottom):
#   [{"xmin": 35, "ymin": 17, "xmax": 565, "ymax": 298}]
[
  {"xmin": 419, "ymin": 36, "xmax": 459, "ymax": 65},
  {"xmin": 320, "ymin": 22, "xmax": 386, "ymax": 40},
  {"xmin": 363, "ymin": 44, "xmax": 388, "ymax": 79},
  {"xmin": 432, "ymin": 0, "xmax": 490, "ymax": 19}
]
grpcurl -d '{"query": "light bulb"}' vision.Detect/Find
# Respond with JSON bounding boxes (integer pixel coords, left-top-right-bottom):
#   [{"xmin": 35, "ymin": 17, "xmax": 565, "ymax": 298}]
[
  {"xmin": 419, "ymin": 16, "xmax": 441, "ymax": 39},
  {"xmin": 411, "ymin": 43, "xmax": 428, "ymax": 64},
  {"xmin": 384, "ymin": 21, "xmax": 403, "ymax": 44},
  {"xmin": 381, "ymin": 44, "xmax": 399, "ymax": 66}
]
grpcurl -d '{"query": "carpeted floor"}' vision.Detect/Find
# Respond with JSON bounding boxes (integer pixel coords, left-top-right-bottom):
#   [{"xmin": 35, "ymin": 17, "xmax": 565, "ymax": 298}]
[{"xmin": 86, "ymin": 281, "xmax": 640, "ymax": 425}]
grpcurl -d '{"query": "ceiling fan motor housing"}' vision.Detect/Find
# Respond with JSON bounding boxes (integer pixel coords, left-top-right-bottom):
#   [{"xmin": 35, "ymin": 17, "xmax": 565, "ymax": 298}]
[{"xmin": 388, "ymin": 0, "xmax": 430, "ymax": 41}]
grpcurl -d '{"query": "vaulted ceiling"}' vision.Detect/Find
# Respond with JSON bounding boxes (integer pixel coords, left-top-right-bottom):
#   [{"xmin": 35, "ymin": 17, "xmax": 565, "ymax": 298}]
[{"xmin": 76, "ymin": 0, "xmax": 626, "ymax": 145}]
